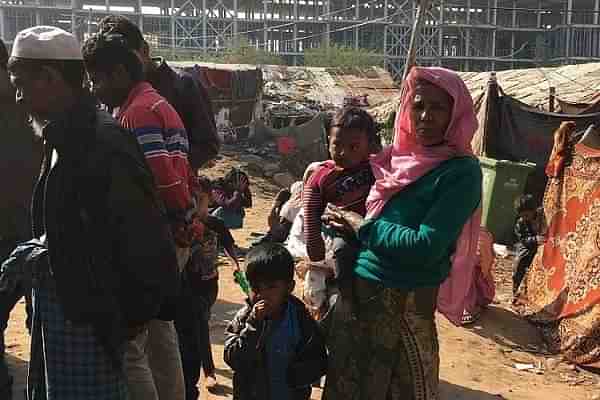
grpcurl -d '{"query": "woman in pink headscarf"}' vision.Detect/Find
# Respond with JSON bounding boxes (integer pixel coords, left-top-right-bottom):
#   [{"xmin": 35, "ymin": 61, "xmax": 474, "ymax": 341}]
[{"xmin": 322, "ymin": 67, "xmax": 482, "ymax": 400}]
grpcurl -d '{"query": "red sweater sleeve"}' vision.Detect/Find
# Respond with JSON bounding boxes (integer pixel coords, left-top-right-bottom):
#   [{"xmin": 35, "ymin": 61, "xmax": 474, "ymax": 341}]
[{"xmin": 303, "ymin": 169, "xmax": 326, "ymax": 262}]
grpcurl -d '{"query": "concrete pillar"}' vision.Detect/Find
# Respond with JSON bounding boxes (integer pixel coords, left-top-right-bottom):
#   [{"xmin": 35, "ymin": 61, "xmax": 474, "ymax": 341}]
[
  {"xmin": 71, "ymin": 0, "xmax": 78, "ymax": 36},
  {"xmin": 465, "ymin": 0, "xmax": 471, "ymax": 70},
  {"xmin": 595, "ymin": 0, "xmax": 600, "ymax": 25},
  {"xmin": 233, "ymin": 0, "xmax": 238, "ymax": 46},
  {"xmin": 293, "ymin": 0, "xmax": 298, "ymax": 65},
  {"xmin": 438, "ymin": 0, "xmax": 444, "ymax": 66},
  {"xmin": 170, "ymin": 0, "xmax": 176, "ymax": 51},
  {"xmin": 0, "ymin": 7, "xmax": 6, "ymax": 41},
  {"xmin": 105, "ymin": 0, "xmax": 110, "ymax": 12},
  {"xmin": 491, "ymin": 0, "xmax": 497, "ymax": 71},
  {"xmin": 324, "ymin": 0, "xmax": 330, "ymax": 48},
  {"xmin": 383, "ymin": 0, "xmax": 388, "ymax": 71},
  {"xmin": 263, "ymin": 0, "xmax": 268, "ymax": 51},
  {"xmin": 354, "ymin": 0, "xmax": 359, "ymax": 49},
  {"xmin": 511, "ymin": 0, "xmax": 516, "ymax": 68},
  {"xmin": 71, "ymin": 0, "xmax": 84, "ymax": 41},
  {"xmin": 566, "ymin": 0, "xmax": 573, "ymax": 63},
  {"xmin": 202, "ymin": 0, "xmax": 207, "ymax": 53},
  {"xmin": 137, "ymin": 0, "xmax": 144, "ymax": 32}
]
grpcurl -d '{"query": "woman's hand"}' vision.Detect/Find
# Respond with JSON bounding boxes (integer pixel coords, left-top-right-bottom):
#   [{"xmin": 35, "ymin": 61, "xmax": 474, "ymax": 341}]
[
  {"xmin": 554, "ymin": 121, "xmax": 576, "ymax": 154},
  {"xmin": 322, "ymin": 203, "xmax": 364, "ymax": 238}
]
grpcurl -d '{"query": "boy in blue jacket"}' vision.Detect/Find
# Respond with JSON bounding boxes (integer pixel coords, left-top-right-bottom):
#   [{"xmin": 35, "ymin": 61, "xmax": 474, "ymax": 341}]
[{"xmin": 224, "ymin": 243, "xmax": 327, "ymax": 400}]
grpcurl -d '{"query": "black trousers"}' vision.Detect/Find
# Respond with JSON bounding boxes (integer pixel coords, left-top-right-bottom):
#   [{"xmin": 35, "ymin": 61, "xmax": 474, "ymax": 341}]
[
  {"xmin": 513, "ymin": 251, "xmax": 536, "ymax": 295},
  {"xmin": 174, "ymin": 277, "xmax": 219, "ymax": 400}
]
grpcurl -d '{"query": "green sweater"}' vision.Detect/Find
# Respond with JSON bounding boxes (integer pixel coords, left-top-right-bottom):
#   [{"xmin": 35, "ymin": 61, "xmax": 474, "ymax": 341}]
[{"xmin": 355, "ymin": 157, "xmax": 482, "ymax": 289}]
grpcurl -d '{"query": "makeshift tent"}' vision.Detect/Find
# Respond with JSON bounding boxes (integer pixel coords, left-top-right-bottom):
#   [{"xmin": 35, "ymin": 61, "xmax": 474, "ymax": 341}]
[
  {"xmin": 251, "ymin": 113, "xmax": 329, "ymax": 177},
  {"xmin": 176, "ymin": 63, "xmax": 263, "ymax": 131},
  {"xmin": 472, "ymin": 77, "xmax": 600, "ymax": 202},
  {"xmin": 557, "ymin": 96, "xmax": 600, "ymax": 115}
]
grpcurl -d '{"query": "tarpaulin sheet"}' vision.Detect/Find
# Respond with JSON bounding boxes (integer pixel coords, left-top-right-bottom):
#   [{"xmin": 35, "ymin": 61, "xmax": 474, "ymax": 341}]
[
  {"xmin": 557, "ymin": 97, "xmax": 600, "ymax": 115},
  {"xmin": 252, "ymin": 113, "xmax": 329, "ymax": 177},
  {"xmin": 473, "ymin": 83, "xmax": 600, "ymax": 201},
  {"xmin": 181, "ymin": 65, "xmax": 262, "ymax": 128}
]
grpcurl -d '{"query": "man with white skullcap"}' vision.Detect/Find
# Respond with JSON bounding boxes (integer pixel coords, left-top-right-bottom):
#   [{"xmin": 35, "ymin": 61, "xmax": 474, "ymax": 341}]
[
  {"xmin": 0, "ymin": 36, "xmax": 42, "ymax": 400},
  {"xmin": 6, "ymin": 26, "xmax": 180, "ymax": 400}
]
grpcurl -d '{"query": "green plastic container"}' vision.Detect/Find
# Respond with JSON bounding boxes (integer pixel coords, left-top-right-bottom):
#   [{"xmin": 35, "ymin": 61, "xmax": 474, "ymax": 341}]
[{"xmin": 479, "ymin": 157, "xmax": 536, "ymax": 244}]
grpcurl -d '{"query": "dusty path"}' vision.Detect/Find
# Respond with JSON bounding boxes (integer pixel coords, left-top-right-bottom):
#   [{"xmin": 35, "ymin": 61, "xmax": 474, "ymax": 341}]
[{"xmin": 5, "ymin": 150, "xmax": 599, "ymax": 400}]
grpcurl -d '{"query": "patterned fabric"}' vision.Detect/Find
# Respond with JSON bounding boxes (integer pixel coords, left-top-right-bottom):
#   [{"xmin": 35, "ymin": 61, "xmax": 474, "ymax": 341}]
[
  {"xmin": 324, "ymin": 280, "xmax": 439, "ymax": 400},
  {"xmin": 515, "ymin": 142, "xmax": 600, "ymax": 366},
  {"xmin": 28, "ymin": 262, "xmax": 128, "ymax": 400},
  {"xmin": 303, "ymin": 160, "xmax": 374, "ymax": 262}
]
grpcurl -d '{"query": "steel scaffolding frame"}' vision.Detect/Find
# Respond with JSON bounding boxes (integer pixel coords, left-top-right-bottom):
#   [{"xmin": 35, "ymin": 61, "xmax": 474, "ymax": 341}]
[{"xmin": 2, "ymin": 0, "xmax": 600, "ymax": 79}]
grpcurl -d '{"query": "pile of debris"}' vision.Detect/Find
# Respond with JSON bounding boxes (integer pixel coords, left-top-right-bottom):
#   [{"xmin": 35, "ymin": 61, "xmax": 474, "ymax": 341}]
[
  {"xmin": 262, "ymin": 99, "xmax": 325, "ymax": 130},
  {"xmin": 223, "ymin": 140, "xmax": 298, "ymax": 189}
]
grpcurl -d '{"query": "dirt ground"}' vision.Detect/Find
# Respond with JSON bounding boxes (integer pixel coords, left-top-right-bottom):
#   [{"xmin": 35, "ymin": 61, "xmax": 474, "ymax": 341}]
[{"xmin": 5, "ymin": 149, "xmax": 600, "ymax": 400}]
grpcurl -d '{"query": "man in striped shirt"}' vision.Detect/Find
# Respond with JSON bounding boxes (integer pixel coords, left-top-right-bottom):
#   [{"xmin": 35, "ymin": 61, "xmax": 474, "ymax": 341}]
[{"xmin": 82, "ymin": 33, "xmax": 197, "ymax": 400}]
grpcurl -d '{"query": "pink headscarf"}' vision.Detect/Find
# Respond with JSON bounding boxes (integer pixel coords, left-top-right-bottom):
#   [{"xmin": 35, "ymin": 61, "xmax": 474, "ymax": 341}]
[{"xmin": 367, "ymin": 67, "xmax": 483, "ymax": 326}]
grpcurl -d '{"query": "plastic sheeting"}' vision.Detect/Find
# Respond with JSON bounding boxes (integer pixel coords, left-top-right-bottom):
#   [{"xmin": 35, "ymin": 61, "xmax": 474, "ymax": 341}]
[
  {"xmin": 252, "ymin": 113, "xmax": 329, "ymax": 177},
  {"xmin": 473, "ymin": 82, "xmax": 600, "ymax": 202}
]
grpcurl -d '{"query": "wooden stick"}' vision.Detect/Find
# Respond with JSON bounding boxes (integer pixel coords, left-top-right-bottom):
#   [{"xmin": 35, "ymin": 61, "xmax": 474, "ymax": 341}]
[{"xmin": 401, "ymin": 0, "xmax": 432, "ymax": 84}]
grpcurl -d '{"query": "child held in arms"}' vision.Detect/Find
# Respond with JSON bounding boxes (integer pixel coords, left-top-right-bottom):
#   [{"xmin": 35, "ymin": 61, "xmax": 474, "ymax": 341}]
[
  {"xmin": 302, "ymin": 106, "xmax": 379, "ymax": 317},
  {"xmin": 224, "ymin": 243, "xmax": 327, "ymax": 400}
]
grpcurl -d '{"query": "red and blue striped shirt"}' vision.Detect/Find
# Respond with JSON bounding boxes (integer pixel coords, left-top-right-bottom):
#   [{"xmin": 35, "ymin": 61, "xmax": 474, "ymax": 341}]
[{"xmin": 117, "ymin": 82, "xmax": 194, "ymax": 223}]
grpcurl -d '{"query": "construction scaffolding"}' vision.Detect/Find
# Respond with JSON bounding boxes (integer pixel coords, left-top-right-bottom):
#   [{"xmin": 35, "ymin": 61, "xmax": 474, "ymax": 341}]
[{"xmin": 2, "ymin": 0, "xmax": 600, "ymax": 79}]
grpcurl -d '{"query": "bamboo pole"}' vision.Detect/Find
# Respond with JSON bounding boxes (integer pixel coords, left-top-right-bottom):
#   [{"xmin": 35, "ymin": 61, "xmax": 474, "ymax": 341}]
[{"xmin": 401, "ymin": 0, "xmax": 432, "ymax": 83}]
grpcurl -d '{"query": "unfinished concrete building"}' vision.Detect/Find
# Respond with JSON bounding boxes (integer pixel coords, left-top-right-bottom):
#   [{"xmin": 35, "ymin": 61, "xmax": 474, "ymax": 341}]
[{"xmin": 1, "ymin": 0, "xmax": 600, "ymax": 79}]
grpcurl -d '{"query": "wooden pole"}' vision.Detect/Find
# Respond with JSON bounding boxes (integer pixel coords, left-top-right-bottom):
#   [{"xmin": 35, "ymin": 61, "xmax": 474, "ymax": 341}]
[
  {"xmin": 549, "ymin": 87, "xmax": 556, "ymax": 112},
  {"xmin": 401, "ymin": 0, "xmax": 432, "ymax": 83}
]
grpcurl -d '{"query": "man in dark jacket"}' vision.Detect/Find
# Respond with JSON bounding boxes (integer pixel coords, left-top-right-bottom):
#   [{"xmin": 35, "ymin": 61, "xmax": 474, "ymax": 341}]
[
  {"xmin": 96, "ymin": 14, "xmax": 219, "ymax": 171},
  {"xmin": 0, "ymin": 36, "xmax": 42, "ymax": 400},
  {"xmin": 8, "ymin": 26, "xmax": 179, "ymax": 399},
  {"xmin": 224, "ymin": 243, "xmax": 327, "ymax": 400}
]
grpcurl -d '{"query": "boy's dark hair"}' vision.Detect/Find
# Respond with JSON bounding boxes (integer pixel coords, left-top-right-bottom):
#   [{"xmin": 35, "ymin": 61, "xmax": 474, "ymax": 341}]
[
  {"xmin": 97, "ymin": 15, "xmax": 145, "ymax": 52},
  {"xmin": 515, "ymin": 194, "xmax": 536, "ymax": 214},
  {"xmin": 81, "ymin": 33, "xmax": 143, "ymax": 82},
  {"xmin": 196, "ymin": 175, "xmax": 212, "ymax": 193},
  {"xmin": 7, "ymin": 57, "xmax": 85, "ymax": 90},
  {"xmin": 330, "ymin": 106, "xmax": 378, "ymax": 144},
  {"xmin": 245, "ymin": 243, "xmax": 294, "ymax": 285},
  {"xmin": 0, "ymin": 38, "xmax": 8, "ymax": 68}
]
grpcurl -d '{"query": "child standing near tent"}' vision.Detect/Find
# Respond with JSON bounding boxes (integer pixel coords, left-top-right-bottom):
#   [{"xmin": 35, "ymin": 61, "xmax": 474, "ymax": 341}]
[
  {"xmin": 513, "ymin": 194, "xmax": 544, "ymax": 296},
  {"xmin": 176, "ymin": 176, "xmax": 239, "ymax": 399},
  {"xmin": 302, "ymin": 106, "xmax": 378, "ymax": 317},
  {"xmin": 211, "ymin": 168, "xmax": 252, "ymax": 230}
]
